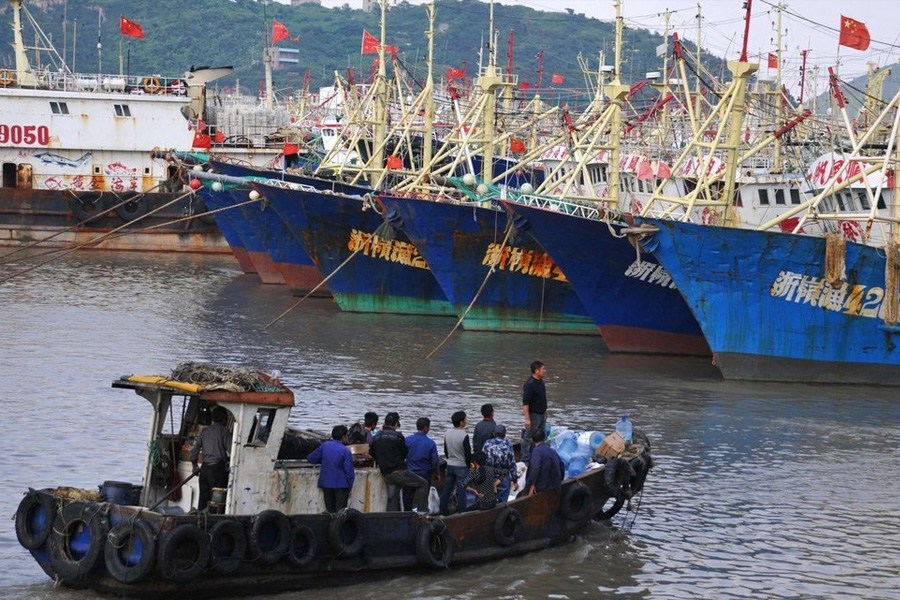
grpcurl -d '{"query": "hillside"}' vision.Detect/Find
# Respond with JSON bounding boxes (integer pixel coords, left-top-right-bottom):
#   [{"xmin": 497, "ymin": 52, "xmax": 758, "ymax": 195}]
[{"xmin": 0, "ymin": 0, "xmax": 724, "ymax": 102}]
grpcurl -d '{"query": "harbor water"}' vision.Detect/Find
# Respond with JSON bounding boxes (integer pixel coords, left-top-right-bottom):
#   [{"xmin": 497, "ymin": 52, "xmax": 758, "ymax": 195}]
[{"xmin": 1, "ymin": 250, "xmax": 898, "ymax": 599}]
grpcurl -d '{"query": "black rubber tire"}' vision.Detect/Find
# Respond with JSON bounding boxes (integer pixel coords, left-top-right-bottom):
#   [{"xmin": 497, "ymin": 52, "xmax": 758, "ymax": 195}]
[
  {"xmin": 209, "ymin": 519, "xmax": 246, "ymax": 574},
  {"xmin": 286, "ymin": 524, "xmax": 317, "ymax": 568},
  {"xmin": 47, "ymin": 502, "xmax": 109, "ymax": 581},
  {"xmin": 71, "ymin": 192, "xmax": 105, "ymax": 223},
  {"xmin": 595, "ymin": 497, "xmax": 626, "ymax": 521},
  {"xmin": 415, "ymin": 520, "xmax": 454, "ymax": 568},
  {"xmin": 115, "ymin": 192, "xmax": 148, "ymax": 222},
  {"xmin": 560, "ymin": 482, "xmax": 593, "ymax": 521},
  {"xmin": 327, "ymin": 508, "xmax": 365, "ymax": 558},
  {"xmin": 157, "ymin": 523, "xmax": 210, "ymax": 582},
  {"xmin": 249, "ymin": 510, "xmax": 291, "ymax": 565},
  {"xmin": 104, "ymin": 519, "xmax": 157, "ymax": 583},
  {"xmin": 493, "ymin": 506, "xmax": 522, "ymax": 547},
  {"xmin": 15, "ymin": 491, "xmax": 57, "ymax": 550}
]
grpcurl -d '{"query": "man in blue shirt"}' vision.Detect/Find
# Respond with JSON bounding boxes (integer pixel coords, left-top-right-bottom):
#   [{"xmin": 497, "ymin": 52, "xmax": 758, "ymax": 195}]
[
  {"xmin": 307, "ymin": 425, "xmax": 355, "ymax": 513},
  {"xmin": 404, "ymin": 417, "xmax": 439, "ymax": 511},
  {"xmin": 524, "ymin": 428, "xmax": 564, "ymax": 495}
]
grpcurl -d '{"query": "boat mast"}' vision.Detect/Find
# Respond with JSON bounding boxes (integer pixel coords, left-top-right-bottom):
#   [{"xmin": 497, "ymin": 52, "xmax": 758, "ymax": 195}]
[
  {"xmin": 773, "ymin": 2, "xmax": 784, "ymax": 173},
  {"xmin": 606, "ymin": 0, "xmax": 628, "ymax": 209},
  {"xmin": 10, "ymin": 0, "xmax": 38, "ymax": 87},
  {"xmin": 372, "ymin": 0, "xmax": 389, "ymax": 179}
]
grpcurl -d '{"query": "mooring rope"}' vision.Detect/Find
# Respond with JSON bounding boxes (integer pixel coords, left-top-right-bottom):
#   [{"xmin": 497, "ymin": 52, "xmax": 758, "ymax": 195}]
[{"xmin": 0, "ymin": 183, "xmax": 170, "ymax": 265}]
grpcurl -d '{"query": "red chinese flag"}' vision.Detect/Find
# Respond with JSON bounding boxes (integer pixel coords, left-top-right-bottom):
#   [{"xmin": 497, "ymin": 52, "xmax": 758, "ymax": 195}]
[
  {"xmin": 767, "ymin": 53, "xmax": 778, "ymax": 69},
  {"xmin": 361, "ymin": 30, "xmax": 379, "ymax": 54},
  {"xmin": 120, "ymin": 16, "xmax": 143, "ymax": 39},
  {"xmin": 518, "ymin": 81, "xmax": 531, "ymax": 90},
  {"xmin": 446, "ymin": 67, "xmax": 465, "ymax": 80},
  {"xmin": 509, "ymin": 137, "xmax": 526, "ymax": 154},
  {"xmin": 839, "ymin": 15, "xmax": 870, "ymax": 51},
  {"xmin": 272, "ymin": 20, "xmax": 298, "ymax": 44},
  {"xmin": 386, "ymin": 155, "xmax": 403, "ymax": 170},
  {"xmin": 551, "ymin": 73, "xmax": 564, "ymax": 84}
]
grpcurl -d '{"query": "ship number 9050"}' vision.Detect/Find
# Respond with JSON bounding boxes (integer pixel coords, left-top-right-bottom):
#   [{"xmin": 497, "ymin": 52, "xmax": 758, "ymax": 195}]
[{"xmin": 0, "ymin": 124, "xmax": 51, "ymax": 145}]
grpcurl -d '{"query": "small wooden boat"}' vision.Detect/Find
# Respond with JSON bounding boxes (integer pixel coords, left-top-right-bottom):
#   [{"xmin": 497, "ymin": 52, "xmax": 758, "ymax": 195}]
[{"xmin": 14, "ymin": 363, "xmax": 652, "ymax": 599}]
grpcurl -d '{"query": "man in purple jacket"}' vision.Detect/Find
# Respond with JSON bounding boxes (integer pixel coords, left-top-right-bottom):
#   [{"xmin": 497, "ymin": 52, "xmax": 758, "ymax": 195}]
[{"xmin": 307, "ymin": 425, "xmax": 355, "ymax": 513}]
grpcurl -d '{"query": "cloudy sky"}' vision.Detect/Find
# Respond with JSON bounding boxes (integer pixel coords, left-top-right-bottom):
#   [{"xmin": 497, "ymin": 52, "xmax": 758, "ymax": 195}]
[{"xmin": 309, "ymin": 0, "xmax": 898, "ymax": 90}]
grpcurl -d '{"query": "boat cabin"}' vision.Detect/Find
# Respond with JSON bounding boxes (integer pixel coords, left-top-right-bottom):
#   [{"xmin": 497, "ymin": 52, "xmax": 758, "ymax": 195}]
[{"xmin": 113, "ymin": 370, "xmax": 390, "ymax": 516}]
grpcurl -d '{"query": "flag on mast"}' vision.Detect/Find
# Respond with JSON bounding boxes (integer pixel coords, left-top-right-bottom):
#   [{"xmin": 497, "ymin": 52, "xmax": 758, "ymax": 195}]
[
  {"xmin": 272, "ymin": 20, "xmax": 299, "ymax": 44},
  {"xmin": 838, "ymin": 15, "xmax": 870, "ymax": 51},
  {"xmin": 119, "ymin": 16, "xmax": 143, "ymax": 39}
]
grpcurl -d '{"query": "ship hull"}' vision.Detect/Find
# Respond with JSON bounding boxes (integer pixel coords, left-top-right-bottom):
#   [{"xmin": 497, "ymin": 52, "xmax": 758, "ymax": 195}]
[
  {"xmin": 503, "ymin": 201, "xmax": 709, "ymax": 355},
  {"xmin": 378, "ymin": 195, "xmax": 597, "ymax": 334},
  {"xmin": 643, "ymin": 217, "xmax": 900, "ymax": 384}
]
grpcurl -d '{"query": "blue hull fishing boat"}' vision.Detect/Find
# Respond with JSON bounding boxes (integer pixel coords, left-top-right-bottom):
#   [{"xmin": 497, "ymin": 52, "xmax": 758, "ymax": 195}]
[
  {"xmin": 378, "ymin": 195, "xmax": 597, "ymax": 334},
  {"xmin": 502, "ymin": 200, "xmax": 710, "ymax": 355},
  {"xmin": 640, "ymin": 217, "xmax": 900, "ymax": 384},
  {"xmin": 255, "ymin": 183, "xmax": 454, "ymax": 316}
]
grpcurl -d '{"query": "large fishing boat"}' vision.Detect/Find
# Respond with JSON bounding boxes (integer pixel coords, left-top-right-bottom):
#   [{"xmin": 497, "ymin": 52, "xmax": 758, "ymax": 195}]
[
  {"xmin": 14, "ymin": 363, "xmax": 652, "ymax": 598},
  {"xmin": 0, "ymin": 0, "xmax": 291, "ymax": 254}
]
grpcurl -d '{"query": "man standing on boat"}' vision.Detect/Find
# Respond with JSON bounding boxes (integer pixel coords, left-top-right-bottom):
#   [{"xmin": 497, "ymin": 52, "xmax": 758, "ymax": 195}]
[
  {"xmin": 521, "ymin": 360, "xmax": 548, "ymax": 465},
  {"xmin": 404, "ymin": 417, "xmax": 439, "ymax": 511},
  {"xmin": 307, "ymin": 425, "xmax": 355, "ymax": 513},
  {"xmin": 370, "ymin": 412, "xmax": 429, "ymax": 512},
  {"xmin": 473, "ymin": 403, "xmax": 497, "ymax": 453},
  {"xmin": 191, "ymin": 406, "xmax": 231, "ymax": 512},
  {"xmin": 483, "ymin": 424, "xmax": 518, "ymax": 502},
  {"xmin": 439, "ymin": 410, "xmax": 472, "ymax": 515}
]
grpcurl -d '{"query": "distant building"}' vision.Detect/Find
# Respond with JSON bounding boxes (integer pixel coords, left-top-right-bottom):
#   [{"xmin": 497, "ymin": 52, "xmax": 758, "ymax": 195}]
[
  {"xmin": 362, "ymin": 0, "xmax": 375, "ymax": 11},
  {"xmin": 290, "ymin": 0, "xmax": 322, "ymax": 6}
]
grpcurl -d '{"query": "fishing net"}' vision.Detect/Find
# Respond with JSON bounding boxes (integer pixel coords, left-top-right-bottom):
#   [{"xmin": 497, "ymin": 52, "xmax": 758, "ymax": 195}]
[{"xmin": 169, "ymin": 362, "xmax": 278, "ymax": 392}]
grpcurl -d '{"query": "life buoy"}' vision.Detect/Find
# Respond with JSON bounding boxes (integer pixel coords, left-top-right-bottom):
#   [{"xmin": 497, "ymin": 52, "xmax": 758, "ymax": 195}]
[
  {"xmin": 0, "ymin": 69, "xmax": 14, "ymax": 86},
  {"xmin": 104, "ymin": 519, "xmax": 157, "ymax": 583},
  {"xmin": 71, "ymin": 192, "xmax": 105, "ymax": 223},
  {"xmin": 142, "ymin": 76, "xmax": 161, "ymax": 94},
  {"xmin": 157, "ymin": 523, "xmax": 209, "ymax": 582},
  {"xmin": 249, "ymin": 510, "xmax": 291, "ymax": 565},
  {"xmin": 560, "ymin": 482, "xmax": 593, "ymax": 521},
  {"xmin": 15, "ymin": 491, "xmax": 57, "ymax": 550},
  {"xmin": 286, "ymin": 524, "xmax": 317, "ymax": 568},
  {"xmin": 327, "ymin": 508, "xmax": 365, "ymax": 558},
  {"xmin": 415, "ymin": 520, "xmax": 454, "ymax": 568},
  {"xmin": 47, "ymin": 502, "xmax": 109, "ymax": 581},
  {"xmin": 114, "ymin": 192, "xmax": 147, "ymax": 222},
  {"xmin": 209, "ymin": 519, "xmax": 246, "ymax": 574},
  {"xmin": 492, "ymin": 506, "xmax": 521, "ymax": 547}
]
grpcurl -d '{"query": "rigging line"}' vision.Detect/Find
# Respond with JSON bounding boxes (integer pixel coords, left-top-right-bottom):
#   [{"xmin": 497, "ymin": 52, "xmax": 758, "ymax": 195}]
[
  {"xmin": 425, "ymin": 221, "xmax": 515, "ymax": 360},
  {"xmin": 758, "ymin": 0, "xmax": 900, "ymax": 50},
  {"xmin": 0, "ymin": 190, "xmax": 196, "ymax": 284},
  {"xmin": 0, "ymin": 182, "xmax": 167, "ymax": 264},
  {"xmin": 264, "ymin": 245, "xmax": 364, "ymax": 330}
]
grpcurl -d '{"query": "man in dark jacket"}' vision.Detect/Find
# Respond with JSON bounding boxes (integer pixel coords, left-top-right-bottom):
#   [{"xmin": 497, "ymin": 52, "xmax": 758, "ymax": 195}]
[
  {"xmin": 524, "ymin": 428, "xmax": 564, "ymax": 495},
  {"xmin": 369, "ymin": 412, "xmax": 429, "ymax": 512},
  {"xmin": 191, "ymin": 406, "xmax": 232, "ymax": 512}
]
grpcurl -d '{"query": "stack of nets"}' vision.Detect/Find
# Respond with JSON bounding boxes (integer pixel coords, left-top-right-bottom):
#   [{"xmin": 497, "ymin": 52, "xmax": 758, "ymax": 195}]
[{"xmin": 169, "ymin": 362, "xmax": 279, "ymax": 392}]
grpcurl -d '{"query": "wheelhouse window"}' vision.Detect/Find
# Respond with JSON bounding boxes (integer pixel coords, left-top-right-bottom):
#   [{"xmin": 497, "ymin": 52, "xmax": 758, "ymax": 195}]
[
  {"xmin": 774, "ymin": 189, "xmax": 785, "ymax": 205},
  {"xmin": 247, "ymin": 408, "xmax": 277, "ymax": 446},
  {"xmin": 789, "ymin": 189, "xmax": 801, "ymax": 205},
  {"xmin": 758, "ymin": 188, "xmax": 770, "ymax": 206},
  {"xmin": 50, "ymin": 101, "xmax": 69, "ymax": 115},
  {"xmin": 114, "ymin": 104, "xmax": 132, "ymax": 117}
]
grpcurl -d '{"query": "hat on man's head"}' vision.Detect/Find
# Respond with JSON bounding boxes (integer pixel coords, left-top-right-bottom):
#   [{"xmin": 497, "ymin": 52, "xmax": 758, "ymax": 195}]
[{"xmin": 494, "ymin": 423, "xmax": 507, "ymax": 438}]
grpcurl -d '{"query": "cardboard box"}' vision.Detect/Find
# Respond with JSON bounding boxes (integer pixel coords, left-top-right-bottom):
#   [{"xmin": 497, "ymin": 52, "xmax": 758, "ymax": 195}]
[{"xmin": 596, "ymin": 432, "xmax": 626, "ymax": 459}]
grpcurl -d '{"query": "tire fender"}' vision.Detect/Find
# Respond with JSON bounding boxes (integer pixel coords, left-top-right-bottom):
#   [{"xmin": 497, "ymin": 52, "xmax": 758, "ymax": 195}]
[
  {"xmin": 560, "ymin": 482, "xmax": 593, "ymax": 521},
  {"xmin": 104, "ymin": 519, "xmax": 157, "ymax": 583},
  {"xmin": 286, "ymin": 524, "xmax": 317, "ymax": 568},
  {"xmin": 157, "ymin": 523, "xmax": 209, "ymax": 582},
  {"xmin": 249, "ymin": 509, "xmax": 291, "ymax": 565},
  {"xmin": 48, "ymin": 502, "xmax": 109, "ymax": 581},
  {"xmin": 15, "ymin": 491, "xmax": 57, "ymax": 550},
  {"xmin": 327, "ymin": 508, "xmax": 365, "ymax": 558},
  {"xmin": 209, "ymin": 519, "xmax": 246, "ymax": 574},
  {"xmin": 493, "ymin": 506, "xmax": 522, "ymax": 547},
  {"xmin": 415, "ymin": 519, "xmax": 454, "ymax": 568}
]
